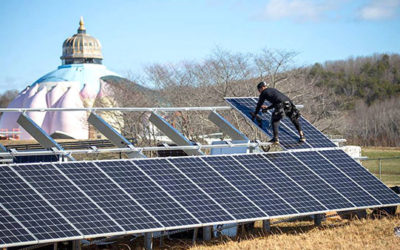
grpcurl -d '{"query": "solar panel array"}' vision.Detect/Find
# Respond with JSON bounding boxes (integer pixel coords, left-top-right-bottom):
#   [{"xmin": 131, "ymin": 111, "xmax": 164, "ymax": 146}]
[
  {"xmin": 1, "ymin": 149, "xmax": 399, "ymax": 248},
  {"xmin": 225, "ymin": 97, "xmax": 337, "ymax": 149}
]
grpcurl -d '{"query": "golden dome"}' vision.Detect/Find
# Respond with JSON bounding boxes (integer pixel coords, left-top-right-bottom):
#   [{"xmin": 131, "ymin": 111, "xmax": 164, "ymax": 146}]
[{"xmin": 61, "ymin": 17, "xmax": 103, "ymax": 65}]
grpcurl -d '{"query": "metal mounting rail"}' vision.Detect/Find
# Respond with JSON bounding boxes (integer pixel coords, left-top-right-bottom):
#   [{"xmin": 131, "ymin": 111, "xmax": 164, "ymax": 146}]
[
  {"xmin": 0, "ymin": 141, "xmax": 272, "ymax": 158},
  {"xmin": 0, "ymin": 106, "xmax": 232, "ymax": 112}
]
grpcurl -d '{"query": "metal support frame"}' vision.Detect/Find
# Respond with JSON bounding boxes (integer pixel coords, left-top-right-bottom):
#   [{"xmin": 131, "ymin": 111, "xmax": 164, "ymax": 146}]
[
  {"xmin": 72, "ymin": 240, "xmax": 81, "ymax": 250},
  {"xmin": 208, "ymin": 111, "xmax": 249, "ymax": 141},
  {"xmin": 0, "ymin": 106, "xmax": 232, "ymax": 113},
  {"xmin": 144, "ymin": 232, "xmax": 153, "ymax": 250},
  {"xmin": 87, "ymin": 112, "xmax": 145, "ymax": 158},
  {"xmin": 314, "ymin": 214, "xmax": 324, "ymax": 226},
  {"xmin": 263, "ymin": 219, "xmax": 271, "ymax": 233},
  {"xmin": 16, "ymin": 113, "xmax": 75, "ymax": 161},
  {"xmin": 203, "ymin": 226, "xmax": 212, "ymax": 241},
  {"xmin": 149, "ymin": 112, "xmax": 203, "ymax": 156},
  {"xmin": 192, "ymin": 228, "xmax": 199, "ymax": 244}
]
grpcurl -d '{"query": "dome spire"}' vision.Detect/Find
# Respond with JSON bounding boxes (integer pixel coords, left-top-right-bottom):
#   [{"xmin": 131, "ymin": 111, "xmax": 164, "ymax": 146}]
[{"xmin": 78, "ymin": 16, "xmax": 86, "ymax": 34}]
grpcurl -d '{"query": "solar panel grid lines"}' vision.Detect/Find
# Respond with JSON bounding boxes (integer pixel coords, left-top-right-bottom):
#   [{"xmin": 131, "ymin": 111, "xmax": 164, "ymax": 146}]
[
  {"xmin": 1, "ymin": 165, "xmax": 83, "ymax": 240},
  {"xmin": 0, "ymin": 203, "xmax": 38, "ymax": 248},
  {"xmin": 225, "ymin": 97, "xmax": 337, "ymax": 149},
  {"xmin": 135, "ymin": 157, "xmax": 237, "ymax": 225},
  {"xmin": 202, "ymin": 155, "xmax": 300, "ymax": 217},
  {"xmin": 129, "ymin": 159, "xmax": 203, "ymax": 226},
  {"xmin": 234, "ymin": 153, "xmax": 328, "ymax": 213},
  {"xmin": 264, "ymin": 152, "xmax": 354, "ymax": 210},
  {"xmin": 50, "ymin": 163, "xmax": 127, "ymax": 235},
  {"xmin": 288, "ymin": 152, "xmax": 358, "ymax": 209},
  {"xmin": 89, "ymin": 161, "xmax": 166, "ymax": 232},
  {"xmin": 14, "ymin": 163, "xmax": 122, "ymax": 238},
  {"xmin": 197, "ymin": 157, "xmax": 270, "ymax": 219},
  {"xmin": 96, "ymin": 160, "xmax": 201, "ymax": 229},
  {"xmin": 168, "ymin": 156, "xmax": 268, "ymax": 222},
  {"xmin": 295, "ymin": 151, "xmax": 381, "ymax": 208},
  {"xmin": 320, "ymin": 150, "xmax": 400, "ymax": 206},
  {"xmin": 57, "ymin": 161, "xmax": 165, "ymax": 233},
  {"xmin": 224, "ymin": 97, "xmax": 311, "ymax": 149}
]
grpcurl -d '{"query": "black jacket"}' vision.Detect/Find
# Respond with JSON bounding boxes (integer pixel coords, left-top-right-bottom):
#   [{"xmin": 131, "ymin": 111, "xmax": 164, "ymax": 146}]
[{"xmin": 254, "ymin": 88, "xmax": 291, "ymax": 114}]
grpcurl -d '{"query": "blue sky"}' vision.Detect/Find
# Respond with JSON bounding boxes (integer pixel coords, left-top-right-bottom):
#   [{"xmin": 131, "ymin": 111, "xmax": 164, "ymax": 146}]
[{"xmin": 0, "ymin": 0, "xmax": 399, "ymax": 92}]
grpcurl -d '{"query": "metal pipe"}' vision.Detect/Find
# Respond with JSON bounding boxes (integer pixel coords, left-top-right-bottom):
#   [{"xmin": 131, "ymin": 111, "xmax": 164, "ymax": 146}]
[{"xmin": 0, "ymin": 106, "xmax": 232, "ymax": 113}]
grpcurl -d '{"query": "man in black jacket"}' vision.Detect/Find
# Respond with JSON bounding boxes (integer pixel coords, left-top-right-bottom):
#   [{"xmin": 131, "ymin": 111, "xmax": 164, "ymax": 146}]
[{"xmin": 252, "ymin": 81, "xmax": 306, "ymax": 144}]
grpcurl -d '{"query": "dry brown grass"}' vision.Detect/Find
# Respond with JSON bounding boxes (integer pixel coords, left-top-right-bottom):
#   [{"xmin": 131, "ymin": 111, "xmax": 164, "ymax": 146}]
[{"xmin": 187, "ymin": 216, "xmax": 400, "ymax": 250}]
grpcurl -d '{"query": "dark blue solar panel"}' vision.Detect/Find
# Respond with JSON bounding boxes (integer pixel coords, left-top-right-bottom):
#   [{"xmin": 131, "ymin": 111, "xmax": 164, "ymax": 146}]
[
  {"xmin": 233, "ymin": 154, "xmax": 327, "ymax": 213},
  {"xmin": 295, "ymin": 151, "xmax": 380, "ymax": 207},
  {"xmin": 0, "ymin": 206, "xmax": 36, "ymax": 246},
  {"xmin": 133, "ymin": 159, "xmax": 234, "ymax": 224},
  {"xmin": 225, "ymin": 97, "xmax": 336, "ymax": 149},
  {"xmin": 58, "ymin": 162, "xmax": 163, "ymax": 231},
  {"xmin": 266, "ymin": 153, "xmax": 354, "ymax": 210},
  {"xmin": 0, "ymin": 166, "xmax": 80, "ymax": 240},
  {"xmin": 202, "ymin": 156, "xmax": 298, "ymax": 217},
  {"xmin": 14, "ymin": 164, "xmax": 122, "ymax": 236},
  {"xmin": 97, "ymin": 160, "xmax": 200, "ymax": 228},
  {"xmin": 169, "ymin": 157, "xmax": 267, "ymax": 220},
  {"xmin": 320, "ymin": 150, "xmax": 400, "ymax": 205}
]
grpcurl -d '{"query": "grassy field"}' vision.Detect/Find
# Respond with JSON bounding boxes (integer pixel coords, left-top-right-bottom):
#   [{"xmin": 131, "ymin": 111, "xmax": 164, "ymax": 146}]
[
  {"xmin": 361, "ymin": 147, "xmax": 400, "ymax": 186},
  {"xmin": 186, "ymin": 216, "xmax": 400, "ymax": 250}
]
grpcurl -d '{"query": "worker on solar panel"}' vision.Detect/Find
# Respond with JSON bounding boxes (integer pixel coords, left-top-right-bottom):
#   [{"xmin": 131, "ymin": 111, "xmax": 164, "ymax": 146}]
[{"xmin": 251, "ymin": 81, "xmax": 306, "ymax": 144}]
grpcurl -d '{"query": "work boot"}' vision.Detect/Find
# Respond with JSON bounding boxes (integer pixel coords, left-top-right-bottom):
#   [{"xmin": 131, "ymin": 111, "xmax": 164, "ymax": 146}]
[
  {"xmin": 269, "ymin": 137, "xmax": 279, "ymax": 144},
  {"xmin": 299, "ymin": 134, "xmax": 306, "ymax": 143}
]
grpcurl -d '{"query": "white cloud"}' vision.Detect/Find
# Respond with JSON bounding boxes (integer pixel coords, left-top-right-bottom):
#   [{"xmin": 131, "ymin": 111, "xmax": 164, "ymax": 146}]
[
  {"xmin": 358, "ymin": 0, "xmax": 400, "ymax": 20},
  {"xmin": 260, "ymin": 0, "xmax": 340, "ymax": 21}
]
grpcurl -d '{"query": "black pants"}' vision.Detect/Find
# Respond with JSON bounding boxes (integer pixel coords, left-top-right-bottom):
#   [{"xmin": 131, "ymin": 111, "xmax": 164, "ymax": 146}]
[{"xmin": 271, "ymin": 102, "xmax": 301, "ymax": 139}]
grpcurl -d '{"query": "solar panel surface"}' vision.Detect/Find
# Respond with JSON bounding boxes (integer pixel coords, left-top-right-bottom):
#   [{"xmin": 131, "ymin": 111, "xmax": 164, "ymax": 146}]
[
  {"xmin": 59, "ymin": 162, "xmax": 163, "ymax": 232},
  {"xmin": 1, "ymin": 148, "xmax": 400, "ymax": 248},
  {"xmin": 202, "ymin": 155, "xmax": 298, "ymax": 217},
  {"xmin": 133, "ymin": 158, "xmax": 235, "ymax": 224},
  {"xmin": 225, "ymin": 97, "xmax": 336, "ymax": 149},
  {"xmin": 295, "ymin": 151, "xmax": 381, "ymax": 207},
  {"xmin": 14, "ymin": 164, "xmax": 122, "ymax": 236},
  {"xmin": 96, "ymin": 160, "xmax": 200, "ymax": 228},
  {"xmin": 233, "ymin": 154, "xmax": 328, "ymax": 213},
  {"xmin": 0, "ymin": 205, "xmax": 36, "ymax": 246},
  {"xmin": 320, "ymin": 150, "xmax": 400, "ymax": 205},
  {"xmin": 169, "ymin": 157, "xmax": 268, "ymax": 220},
  {"xmin": 0, "ymin": 166, "xmax": 80, "ymax": 240}
]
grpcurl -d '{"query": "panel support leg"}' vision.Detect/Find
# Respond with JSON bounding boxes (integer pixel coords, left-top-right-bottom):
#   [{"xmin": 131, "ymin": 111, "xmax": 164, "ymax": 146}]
[
  {"xmin": 53, "ymin": 242, "xmax": 58, "ymax": 250},
  {"xmin": 314, "ymin": 214, "xmax": 324, "ymax": 226},
  {"xmin": 192, "ymin": 227, "xmax": 199, "ymax": 244},
  {"xmin": 203, "ymin": 226, "xmax": 212, "ymax": 241},
  {"xmin": 263, "ymin": 219, "xmax": 271, "ymax": 233},
  {"xmin": 72, "ymin": 240, "xmax": 81, "ymax": 250},
  {"xmin": 159, "ymin": 231, "xmax": 164, "ymax": 248},
  {"xmin": 144, "ymin": 232, "xmax": 153, "ymax": 250}
]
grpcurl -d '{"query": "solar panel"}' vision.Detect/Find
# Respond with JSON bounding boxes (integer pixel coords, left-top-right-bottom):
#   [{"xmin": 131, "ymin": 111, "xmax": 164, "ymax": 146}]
[
  {"xmin": 320, "ymin": 149, "xmax": 400, "ymax": 205},
  {"xmin": 202, "ymin": 155, "xmax": 298, "ymax": 217},
  {"xmin": 0, "ymin": 165, "xmax": 80, "ymax": 240},
  {"xmin": 13, "ymin": 164, "xmax": 122, "ymax": 236},
  {"xmin": 2, "ymin": 149, "xmax": 400, "ymax": 248},
  {"xmin": 133, "ymin": 158, "xmax": 235, "ymax": 224},
  {"xmin": 96, "ymin": 160, "xmax": 201, "ymax": 228},
  {"xmin": 233, "ymin": 154, "xmax": 327, "ymax": 213},
  {"xmin": 169, "ymin": 157, "xmax": 268, "ymax": 221},
  {"xmin": 58, "ymin": 162, "xmax": 163, "ymax": 232},
  {"xmin": 265, "ymin": 152, "xmax": 355, "ymax": 210},
  {"xmin": 0, "ymin": 205, "xmax": 36, "ymax": 247},
  {"xmin": 225, "ymin": 97, "xmax": 336, "ymax": 149},
  {"xmin": 294, "ymin": 151, "xmax": 381, "ymax": 207}
]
